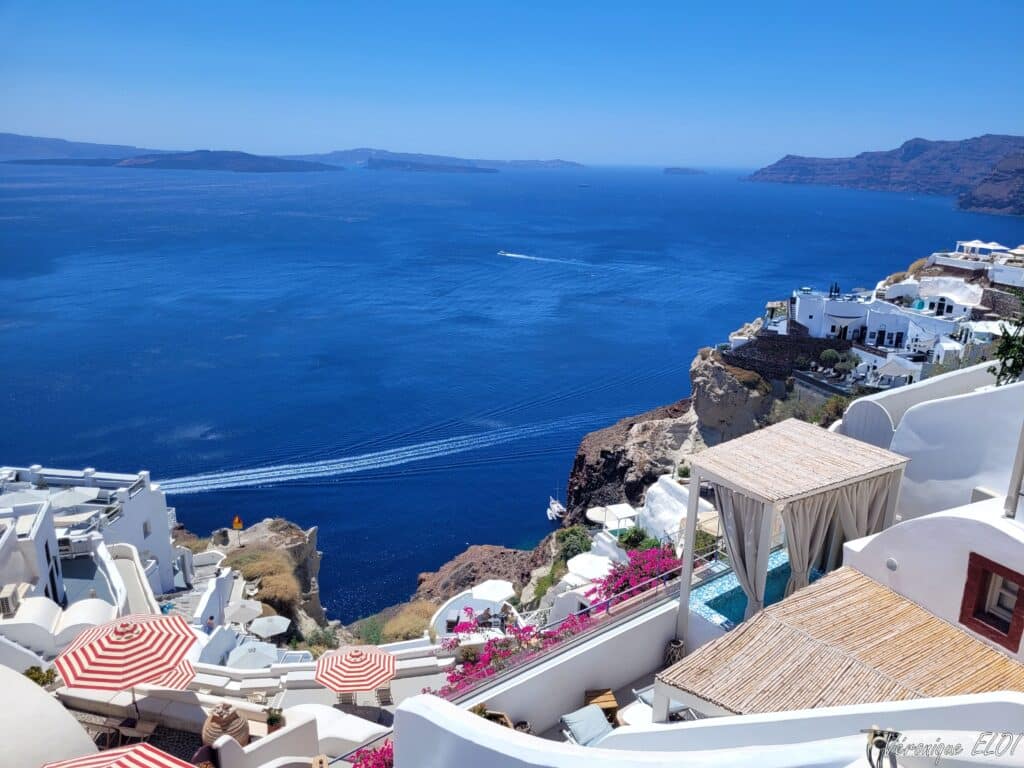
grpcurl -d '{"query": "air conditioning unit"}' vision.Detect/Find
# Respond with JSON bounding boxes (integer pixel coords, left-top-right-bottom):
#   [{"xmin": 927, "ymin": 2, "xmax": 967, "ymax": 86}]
[{"xmin": 0, "ymin": 584, "xmax": 21, "ymax": 618}]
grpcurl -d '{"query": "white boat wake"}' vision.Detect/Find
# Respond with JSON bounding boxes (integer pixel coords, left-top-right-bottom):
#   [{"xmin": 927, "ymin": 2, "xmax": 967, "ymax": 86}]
[
  {"xmin": 159, "ymin": 414, "xmax": 604, "ymax": 494},
  {"xmin": 496, "ymin": 250, "xmax": 587, "ymax": 266}
]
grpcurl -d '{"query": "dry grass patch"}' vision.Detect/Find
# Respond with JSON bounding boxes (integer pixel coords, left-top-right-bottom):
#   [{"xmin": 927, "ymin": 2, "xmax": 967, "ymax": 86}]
[
  {"xmin": 381, "ymin": 600, "xmax": 436, "ymax": 642},
  {"xmin": 223, "ymin": 547, "xmax": 301, "ymax": 612}
]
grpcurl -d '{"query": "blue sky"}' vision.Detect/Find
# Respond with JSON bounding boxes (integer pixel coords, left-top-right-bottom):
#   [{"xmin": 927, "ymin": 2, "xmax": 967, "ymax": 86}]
[{"xmin": 1, "ymin": 1, "xmax": 1022, "ymax": 166}]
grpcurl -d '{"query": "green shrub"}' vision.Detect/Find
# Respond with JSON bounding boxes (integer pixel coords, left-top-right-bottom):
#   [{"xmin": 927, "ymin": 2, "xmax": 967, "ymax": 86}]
[
  {"xmin": 617, "ymin": 527, "xmax": 660, "ymax": 551},
  {"xmin": 819, "ymin": 395, "xmax": 851, "ymax": 427},
  {"xmin": 819, "ymin": 349, "xmax": 841, "ymax": 368},
  {"xmin": 676, "ymin": 464, "xmax": 690, "ymax": 479},
  {"xmin": 533, "ymin": 559, "xmax": 568, "ymax": 600},
  {"xmin": 357, "ymin": 616, "xmax": 384, "ymax": 645},
  {"xmin": 303, "ymin": 627, "xmax": 339, "ymax": 649},
  {"xmin": 24, "ymin": 666, "xmax": 56, "ymax": 687},
  {"xmin": 556, "ymin": 526, "xmax": 591, "ymax": 561}
]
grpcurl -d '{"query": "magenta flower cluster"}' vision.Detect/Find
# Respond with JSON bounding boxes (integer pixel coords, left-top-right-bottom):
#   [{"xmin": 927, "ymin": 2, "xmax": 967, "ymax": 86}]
[
  {"xmin": 352, "ymin": 740, "xmax": 393, "ymax": 768},
  {"xmin": 426, "ymin": 613, "xmax": 593, "ymax": 699},
  {"xmin": 586, "ymin": 546, "xmax": 681, "ymax": 606}
]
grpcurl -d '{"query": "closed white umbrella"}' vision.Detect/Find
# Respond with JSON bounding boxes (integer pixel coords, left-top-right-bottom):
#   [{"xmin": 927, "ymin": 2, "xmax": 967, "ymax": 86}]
[
  {"xmin": 227, "ymin": 642, "xmax": 278, "ymax": 669},
  {"xmin": 249, "ymin": 615, "xmax": 291, "ymax": 639},
  {"xmin": 226, "ymin": 599, "xmax": 263, "ymax": 624}
]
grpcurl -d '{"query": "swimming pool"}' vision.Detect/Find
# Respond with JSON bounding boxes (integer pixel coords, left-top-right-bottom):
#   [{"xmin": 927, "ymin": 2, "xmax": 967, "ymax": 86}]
[{"xmin": 690, "ymin": 549, "xmax": 809, "ymax": 630}]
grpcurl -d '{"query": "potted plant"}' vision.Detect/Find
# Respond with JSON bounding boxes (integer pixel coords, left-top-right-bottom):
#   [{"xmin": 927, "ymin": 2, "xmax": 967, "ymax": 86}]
[
  {"xmin": 264, "ymin": 707, "xmax": 285, "ymax": 734},
  {"xmin": 470, "ymin": 703, "xmax": 514, "ymax": 728}
]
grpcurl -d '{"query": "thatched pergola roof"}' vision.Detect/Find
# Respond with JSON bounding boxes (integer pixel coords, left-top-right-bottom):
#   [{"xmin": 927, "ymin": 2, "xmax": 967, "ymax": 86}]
[
  {"xmin": 689, "ymin": 418, "xmax": 908, "ymax": 505},
  {"xmin": 658, "ymin": 567, "xmax": 1024, "ymax": 714}
]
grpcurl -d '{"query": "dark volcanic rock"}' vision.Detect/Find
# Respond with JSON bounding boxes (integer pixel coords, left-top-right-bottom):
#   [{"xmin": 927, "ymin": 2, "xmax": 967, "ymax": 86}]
[
  {"xmin": 414, "ymin": 539, "xmax": 553, "ymax": 602},
  {"xmin": 564, "ymin": 399, "xmax": 697, "ymax": 525},
  {"xmin": 958, "ymin": 153, "xmax": 1024, "ymax": 216},
  {"xmin": 750, "ymin": 134, "xmax": 1024, "ymax": 196}
]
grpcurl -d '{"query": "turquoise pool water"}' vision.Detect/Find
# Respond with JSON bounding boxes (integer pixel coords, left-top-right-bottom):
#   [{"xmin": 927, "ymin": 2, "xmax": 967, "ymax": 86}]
[
  {"xmin": 706, "ymin": 562, "xmax": 793, "ymax": 625},
  {"xmin": 689, "ymin": 549, "xmax": 817, "ymax": 630}
]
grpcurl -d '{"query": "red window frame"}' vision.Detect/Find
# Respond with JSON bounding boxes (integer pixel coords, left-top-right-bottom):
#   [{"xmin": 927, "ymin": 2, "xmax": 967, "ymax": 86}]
[{"xmin": 959, "ymin": 552, "xmax": 1024, "ymax": 652}]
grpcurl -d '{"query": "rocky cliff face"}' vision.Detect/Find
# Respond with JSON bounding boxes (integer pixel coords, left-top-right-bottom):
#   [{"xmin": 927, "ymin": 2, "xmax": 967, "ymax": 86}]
[
  {"xmin": 750, "ymin": 134, "xmax": 1024, "ymax": 196},
  {"xmin": 211, "ymin": 518, "xmax": 327, "ymax": 632},
  {"xmin": 564, "ymin": 399, "xmax": 700, "ymax": 525},
  {"xmin": 690, "ymin": 348, "xmax": 775, "ymax": 445},
  {"xmin": 959, "ymin": 153, "xmax": 1024, "ymax": 216},
  {"xmin": 413, "ymin": 537, "xmax": 554, "ymax": 602},
  {"xmin": 563, "ymin": 350, "xmax": 777, "ymax": 524}
]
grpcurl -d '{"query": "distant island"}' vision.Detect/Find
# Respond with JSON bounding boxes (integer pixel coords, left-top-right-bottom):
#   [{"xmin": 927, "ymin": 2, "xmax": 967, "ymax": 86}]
[
  {"xmin": 0, "ymin": 132, "xmax": 584, "ymax": 174},
  {"xmin": 749, "ymin": 134, "xmax": 1024, "ymax": 216},
  {"xmin": 288, "ymin": 147, "xmax": 583, "ymax": 171},
  {"xmin": 365, "ymin": 157, "xmax": 497, "ymax": 174},
  {"xmin": 5, "ymin": 150, "xmax": 340, "ymax": 174}
]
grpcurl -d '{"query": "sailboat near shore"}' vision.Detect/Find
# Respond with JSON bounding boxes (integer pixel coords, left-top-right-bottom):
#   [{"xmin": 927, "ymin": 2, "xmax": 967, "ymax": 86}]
[{"xmin": 546, "ymin": 496, "xmax": 566, "ymax": 521}]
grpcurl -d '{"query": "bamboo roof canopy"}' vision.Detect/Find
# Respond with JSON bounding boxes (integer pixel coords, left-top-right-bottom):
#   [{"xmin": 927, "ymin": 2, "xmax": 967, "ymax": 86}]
[
  {"xmin": 689, "ymin": 418, "xmax": 909, "ymax": 504},
  {"xmin": 658, "ymin": 567, "xmax": 1024, "ymax": 715}
]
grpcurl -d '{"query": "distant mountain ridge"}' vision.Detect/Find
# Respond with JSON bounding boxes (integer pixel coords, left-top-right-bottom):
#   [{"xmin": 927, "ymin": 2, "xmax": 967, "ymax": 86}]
[
  {"xmin": 750, "ymin": 134, "xmax": 1024, "ymax": 197},
  {"xmin": 287, "ymin": 147, "xmax": 583, "ymax": 170},
  {"xmin": 6, "ymin": 150, "xmax": 339, "ymax": 174},
  {"xmin": 958, "ymin": 153, "xmax": 1024, "ymax": 217},
  {"xmin": 0, "ymin": 132, "xmax": 584, "ymax": 172},
  {"xmin": 0, "ymin": 132, "xmax": 168, "ymax": 160}
]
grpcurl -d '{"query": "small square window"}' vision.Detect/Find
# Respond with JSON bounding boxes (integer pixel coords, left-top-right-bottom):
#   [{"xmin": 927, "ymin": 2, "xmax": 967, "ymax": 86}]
[{"xmin": 960, "ymin": 553, "xmax": 1024, "ymax": 651}]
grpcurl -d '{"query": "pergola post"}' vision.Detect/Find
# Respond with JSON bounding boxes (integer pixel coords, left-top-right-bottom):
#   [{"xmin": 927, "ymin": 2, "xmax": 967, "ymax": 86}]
[
  {"xmin": 675, "ymin": 470, "xmax": 702, "ymax": 642},
  {"xmin": 752, "ymin": 501, "xmax": 776, "ymax": 617}
]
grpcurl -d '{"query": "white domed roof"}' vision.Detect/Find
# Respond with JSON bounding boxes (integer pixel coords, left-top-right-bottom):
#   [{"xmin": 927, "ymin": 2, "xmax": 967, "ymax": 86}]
[{"xmin": 0, "ymin": 664, "xmax": 96, "ymax": 765}]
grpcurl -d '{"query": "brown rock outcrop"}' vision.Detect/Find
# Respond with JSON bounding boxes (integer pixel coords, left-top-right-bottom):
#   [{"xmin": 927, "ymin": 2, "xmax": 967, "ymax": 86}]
[
  {"xmin": 690, "ymin": 348, "xmax": 776, "ymax": 444},
  {"xmin": 211, "ymin": 518, "xmax": 327, "ymax": 631},
  {"xmin": 414, "ymin": 537, "xmax": 554, "ymax": 602},
  {"xmin": 564, "ymin": 399, "xmax": 700, "ymax": 525}
]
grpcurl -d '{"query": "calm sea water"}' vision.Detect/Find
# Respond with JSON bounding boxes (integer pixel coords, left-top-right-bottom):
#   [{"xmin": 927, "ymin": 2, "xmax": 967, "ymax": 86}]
[{"xmin": 3, "ymin": 165, "xmax": 1024, "ymax": 621}]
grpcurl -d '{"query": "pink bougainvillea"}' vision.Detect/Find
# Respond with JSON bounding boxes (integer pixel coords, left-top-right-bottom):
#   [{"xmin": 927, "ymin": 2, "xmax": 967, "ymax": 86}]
[
  {"xmin": 427, "ymin": 614, "xmax": 593, "ymax": 699},
  {"xmin": 352, "ymin": 740, "xmax": 393, "ymax": 768},
  {"xmin": 587, "ymin": 546, "xmax": 681, "ymax": 606}
]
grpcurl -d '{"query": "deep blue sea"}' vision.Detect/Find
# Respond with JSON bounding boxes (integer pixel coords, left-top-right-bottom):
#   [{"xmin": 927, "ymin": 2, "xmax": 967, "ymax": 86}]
[{"xmin": 3, "ymin": 165, "xmax": 1024, "ymax": 621}]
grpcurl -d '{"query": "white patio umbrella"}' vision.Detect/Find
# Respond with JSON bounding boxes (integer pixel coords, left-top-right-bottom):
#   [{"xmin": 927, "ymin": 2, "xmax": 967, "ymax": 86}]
[
  {"xmin": 249, "ymin": 615, "xmax": 291, "ymax": 639},
  {"xmin": 226, "ymin": 599, "xmax": 263, "ymax": 624},
  {"xmin": 226, "ymin": 642, "xmax": 278, "ymax": 669}
]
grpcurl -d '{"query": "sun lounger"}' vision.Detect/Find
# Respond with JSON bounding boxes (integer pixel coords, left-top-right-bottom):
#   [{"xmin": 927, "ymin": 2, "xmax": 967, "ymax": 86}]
[{"xmin": 559, "ymin": 704, "xmax": 613, "ymax": 747}]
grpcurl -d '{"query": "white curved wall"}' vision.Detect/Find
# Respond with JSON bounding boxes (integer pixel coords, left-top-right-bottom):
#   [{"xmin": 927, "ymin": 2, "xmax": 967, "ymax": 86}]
[
  {"xmin": 394, "ymin": 693, "xmax": 1024, "ymax": 768},
  {"xmin": 840, "ymin": 362, "xmax": 997, "ymax": 448},
  {"xmin": 638, "ymin": 476, "xmax": 715, "ymax": 543},
  {"xmin": 892, "ymin": 381, "xmax": 1024, "ymax": 520}
]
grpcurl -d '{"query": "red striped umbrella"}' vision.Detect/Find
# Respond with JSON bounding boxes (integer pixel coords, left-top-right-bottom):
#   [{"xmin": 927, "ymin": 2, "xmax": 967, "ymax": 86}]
[
  {"xmin": 315, "ymin": 646, "xmax": 396, "ymax": 693},
  {"xmin": 43, "ymin": 743, "xmax": 192, "ymax": 768},
  {"xmin": 147, "ymin": 660, "xmax": 196, "ymax": 691},
  {"xmin": 55, "ymin": 614, "xmax": 197, "ymax": 691}
]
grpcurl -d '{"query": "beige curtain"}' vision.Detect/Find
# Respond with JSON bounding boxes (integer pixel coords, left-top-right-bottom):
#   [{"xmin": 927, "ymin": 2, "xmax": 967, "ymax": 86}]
[
  {"xmin": 781, "ymin": 493, "xmax": 835, "ymax": 596},
  {"xmin": 837, "ymin": 474, "xmax": 891, "ymax": 540},
  {"xmin": 714, "ymin": 485, "xmax": 769, "ymax": 619},
  {"xmin": 823, "ymin": 473, "xmax": 893, "ymax": 571}
]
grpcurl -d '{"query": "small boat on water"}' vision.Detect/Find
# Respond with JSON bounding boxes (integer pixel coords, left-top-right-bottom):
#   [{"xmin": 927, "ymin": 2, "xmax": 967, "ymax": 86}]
[{"xmin": 546, "ymin": 496, "xmax": 566, "ymax": 521}]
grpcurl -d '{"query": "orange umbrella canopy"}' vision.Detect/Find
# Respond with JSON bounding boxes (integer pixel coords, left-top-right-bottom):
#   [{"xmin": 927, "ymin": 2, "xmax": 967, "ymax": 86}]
[{"xmin": 315, "ymin": 646, "xmax": 396, "ymax": 693}]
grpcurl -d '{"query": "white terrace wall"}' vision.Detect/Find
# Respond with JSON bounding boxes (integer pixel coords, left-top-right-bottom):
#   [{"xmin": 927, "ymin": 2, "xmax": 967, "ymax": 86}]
[
  {"xmin": 839, "ymin": 361, "xmax": 996, "ymax": 449},
  {"xmin": 891, "ymin": 380, "xmax": 1024, "ymax": 520},
  {"xmin": 458, "ymin": 600, "xmax": 678, "ymax": 734},
  {"xmin": 395, "ymin": 692, "xmax": 1024, "ymax": 768},
  {"xmin": 844, "ymin": 498, "xmax": 1024, "ymax": 662},
  {"xmin": 193, "ymin": 567, "xmax": 234, "ymax": 627}
]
